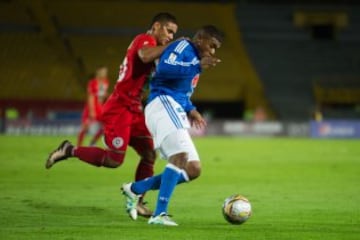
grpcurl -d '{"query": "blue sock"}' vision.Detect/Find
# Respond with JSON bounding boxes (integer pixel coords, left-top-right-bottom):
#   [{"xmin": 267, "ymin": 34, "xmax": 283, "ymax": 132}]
[
  {"xmin": 131, "ymin": 174, "xmax": 162, "ymax": 195},
  {"xmin": 131, "ymin": 170, "xmax": 189, "ymax": 194},
  {"xmin": 153, "ymin": 164, "xmax": 182, "ymax": 216},
  {"xmin": 178, "ymin": 170, "xmax": 189, "ymax": 184}
]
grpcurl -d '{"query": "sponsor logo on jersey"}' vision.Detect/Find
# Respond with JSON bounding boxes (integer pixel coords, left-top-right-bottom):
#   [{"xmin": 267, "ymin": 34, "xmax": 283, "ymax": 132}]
[
  {"xmin": 168, "ymin": 53, "xmax": 177, "ymax": 63},
  {"xmin": 176, "ymin": 107, "xmax": 185, "ymax": 113}
]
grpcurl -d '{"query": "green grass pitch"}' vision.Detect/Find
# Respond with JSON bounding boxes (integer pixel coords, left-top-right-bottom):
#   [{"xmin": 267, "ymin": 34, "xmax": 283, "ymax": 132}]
[{"xmin": 0, "ymin": 135, "xmax": 359, "ymax": 240}]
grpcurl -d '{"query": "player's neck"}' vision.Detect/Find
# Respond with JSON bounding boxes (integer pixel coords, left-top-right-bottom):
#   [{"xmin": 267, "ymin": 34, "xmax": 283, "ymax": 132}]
[{"xmin": 96, "ymin": 77, "xmax": 106, "ymax": 82}]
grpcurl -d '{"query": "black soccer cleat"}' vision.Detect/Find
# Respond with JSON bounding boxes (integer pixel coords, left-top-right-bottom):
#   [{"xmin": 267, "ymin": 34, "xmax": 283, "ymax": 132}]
[{"xmin": 45, "ymin": 140, "xmax": 73, "ymax": 169}]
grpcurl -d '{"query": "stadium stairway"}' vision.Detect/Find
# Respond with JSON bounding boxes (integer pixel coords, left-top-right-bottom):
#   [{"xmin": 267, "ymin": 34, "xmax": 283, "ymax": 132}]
[
  {"xmin": 236, "ymin": 4, "xmax": 360, "ymax": 120},
  {"xmin": 0, "ymin": 1, "xmax": 84, "ymax": 102},
  {"xmin": 0, "ymin": 32, "xmax": 84, "ymax": 101}
]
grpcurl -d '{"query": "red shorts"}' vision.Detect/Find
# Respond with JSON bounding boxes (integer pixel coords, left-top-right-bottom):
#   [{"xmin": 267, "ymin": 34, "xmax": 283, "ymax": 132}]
[{"xmin": 101, "ymin": 98, "xmax": 153, "ymax": 156}]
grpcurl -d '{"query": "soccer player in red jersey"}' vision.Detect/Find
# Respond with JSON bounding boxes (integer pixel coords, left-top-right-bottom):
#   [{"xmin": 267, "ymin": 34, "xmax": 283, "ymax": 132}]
[
  {"xmin": 45, "ymin": 13, "xmax": 178, "ymax": 217},
  {"xmin": 77, "ymin": 66, "xmax": 109, "ymax": 146}
]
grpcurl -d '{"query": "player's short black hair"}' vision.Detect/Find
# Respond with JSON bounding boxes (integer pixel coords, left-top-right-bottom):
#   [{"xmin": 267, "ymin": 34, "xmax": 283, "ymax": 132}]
[
  {"xmin": 151, "ymin": 12, "xmax": 177, "ymax": 26},
  {"xmin": 195, "ymin": 25, "xmax": 224, "ymax": 43}
]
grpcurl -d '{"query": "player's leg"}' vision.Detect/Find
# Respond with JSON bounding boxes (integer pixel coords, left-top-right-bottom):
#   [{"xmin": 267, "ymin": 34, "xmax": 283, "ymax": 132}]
[
  {"xmin": 45, "ymin": 140, "xmax": 127, "ymax": 169},
  {"xmin": 131, "ymin": 137, "xmax": 156, "ymax": 185},
  {"xmin": 46, "ymin": 108, "xmax": 132, "ymax": 169},
  {"xmin": 130, "ymin": 136, "xmax": 156, "ymax": 217},
  {"xmin": 123, "ymin": 129, "xmax": 199, "ymax": 225},
  {"xmin": 122, "ymin": 153, "xmax": 186, "ymax": 223},
  {"xmin": 122, "ymin": 96, "xmax": 197, "ymax": 224},
  {"xmin": 77, "ymin": 108, "xmax": 90, "ymax": 146},
  {"xmin": 147, "ymin": 130, "xmax": 194, "ymax": 226},
  {"xmin": 129, "ymin": 129, "xmax": 200, "ymax": 191},
  {"xmin": 129, "ymin": 113, "xmax": 157, "ymax": 217},
  {"xmin": 77, "ymin": 121, "xmax": 89, "ymax": 147},
  {"xmin": 130, "ymin": 113, "xmax": 156, "ymax": 182},
  {"xmin": 89, "ymin": 105, "xmax": 105, "ymax": 146},
  {"xmin": 183, "ymin": 137, "xmax": 201, "ymax": 180}
]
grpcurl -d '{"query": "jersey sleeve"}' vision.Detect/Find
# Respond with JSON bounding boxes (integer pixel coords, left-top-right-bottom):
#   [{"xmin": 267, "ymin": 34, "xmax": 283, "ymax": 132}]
[
  {"xmin": 184, "ymin": 98, "xmax": 196, "ymax": 113},
  {"xmin": 135, "ymin": 34, "xmax": 157, "ymax": 51},
  {"xmin": 87, "ymin": 80, "xmax": 97, "ymax": 95}
]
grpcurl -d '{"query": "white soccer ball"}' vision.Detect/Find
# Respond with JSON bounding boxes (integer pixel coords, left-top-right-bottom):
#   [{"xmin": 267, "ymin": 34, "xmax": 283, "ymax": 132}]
[{"xmin": 222, "ymin": 194, "xmax": 252, "ymax": 224}]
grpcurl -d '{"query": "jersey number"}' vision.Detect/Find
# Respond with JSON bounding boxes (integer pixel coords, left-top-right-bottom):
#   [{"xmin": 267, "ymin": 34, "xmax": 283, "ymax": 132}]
[{"xmin": 118, "ymin": 57, "xmax": 128, "ymax": 82}]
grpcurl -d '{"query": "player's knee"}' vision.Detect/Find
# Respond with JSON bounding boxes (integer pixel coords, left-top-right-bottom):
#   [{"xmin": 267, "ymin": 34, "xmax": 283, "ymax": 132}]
[
  {"xmin": 186, "ymin": 161, "xmax": 201, "ymax": 180},
  {"xmin": 169, "ymin": 152, "xmax": 188, "ymax": 169},
  {"xmin": 104, "ymin": 151, "xmax": 125, "ymax": 168}
]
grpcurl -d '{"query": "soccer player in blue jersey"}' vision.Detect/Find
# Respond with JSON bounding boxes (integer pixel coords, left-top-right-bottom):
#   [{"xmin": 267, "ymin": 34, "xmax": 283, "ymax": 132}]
[{"xmin": 121, "ymin": 25, "xmax": 223, "ymax": 226}]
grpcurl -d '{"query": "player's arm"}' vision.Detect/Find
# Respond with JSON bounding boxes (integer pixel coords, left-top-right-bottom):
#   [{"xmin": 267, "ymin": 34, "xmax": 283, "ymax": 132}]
[
  {"xmin": 138, "ymin": 36, "xmax": 187, "ymax": 64},
  {"xmin": 184, "ymin": 99, "xmax": 206, "ymax": 129},
  {"xmin": 87, "ymin": 94, "xmax": 96, "ymax": 120},
  {"xmin": 138, "ymin": 45, "xmax": 167, "ymax": 63},
  {"xmin": 87, "ymin": 82, "xmax": 97, "ymax": 120}
]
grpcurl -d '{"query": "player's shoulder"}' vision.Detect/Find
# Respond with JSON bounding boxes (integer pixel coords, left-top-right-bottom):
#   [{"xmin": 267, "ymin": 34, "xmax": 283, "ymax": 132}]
[
  {"xmin": 87, "ymin": 79, "xmax": 98, "ymax": 93},
  {"xmin": 168, "ymin": 39, "xmax": 194, "ymax": 54},
  {"xmin": 133, "ymin": 33, "xmax": 157, "ymax": 47},
  {"xmin": 88, "ymin": 78, "xmax": 97, "ymax": 86}
]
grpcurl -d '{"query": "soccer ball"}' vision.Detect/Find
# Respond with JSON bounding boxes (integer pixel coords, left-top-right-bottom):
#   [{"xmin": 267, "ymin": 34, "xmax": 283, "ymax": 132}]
[{"xmin": 222, "ymin": 194, "xmax": 252, "ymax": 224}]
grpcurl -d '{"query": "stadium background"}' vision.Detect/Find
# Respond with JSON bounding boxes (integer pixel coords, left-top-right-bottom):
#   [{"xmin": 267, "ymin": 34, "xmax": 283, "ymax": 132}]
[
  {"xmin": 1, "ymin": 0, "xmax": 359, "ymax": 137},
  {"xmin": 1, "ymin": 1, "xmax": 360, "ymax": 239}
]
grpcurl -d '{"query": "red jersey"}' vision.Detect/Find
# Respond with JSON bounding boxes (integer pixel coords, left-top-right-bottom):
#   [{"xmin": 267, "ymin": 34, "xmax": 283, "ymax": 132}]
[
  {"xmin": 87, "ymin": 78, "xmax": 109, "ymax": 106},
  {"xmin": 83, "ymin": 78, "xmax": 109, "ymax": 121},
  {"xmin": 111, "ymin": 33, "xmax": 157, "ymax": 112}
]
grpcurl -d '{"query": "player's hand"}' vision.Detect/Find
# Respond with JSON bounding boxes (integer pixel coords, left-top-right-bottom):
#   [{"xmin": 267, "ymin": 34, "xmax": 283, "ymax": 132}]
[
  {"xmin": 188, "ymin": 109, "xmax": 207, "ymax": 130},
  {"xmin": 201, "ymin": 56, "xmax": 221, "ymax": 69}
]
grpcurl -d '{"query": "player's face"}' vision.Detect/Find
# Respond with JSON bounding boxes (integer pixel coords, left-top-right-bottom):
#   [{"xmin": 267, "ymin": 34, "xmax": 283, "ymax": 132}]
[
  {"xmin": 197, "ymin": 37, "xmax": 221, "ymax": 58},
  {"xmin": 154, "ymin": 22, "xmax": 178, "ymax": 46}
]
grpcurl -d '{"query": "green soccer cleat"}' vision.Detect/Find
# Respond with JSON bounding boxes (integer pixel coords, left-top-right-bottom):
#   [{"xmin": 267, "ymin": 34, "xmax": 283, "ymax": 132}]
[
  {"xmin": 121, "ymin": 183, "xmax": 139, "ymax": 220},
  {"xmin": 148, "ymin": 213, "xmax": 178, "ymax": 226}
]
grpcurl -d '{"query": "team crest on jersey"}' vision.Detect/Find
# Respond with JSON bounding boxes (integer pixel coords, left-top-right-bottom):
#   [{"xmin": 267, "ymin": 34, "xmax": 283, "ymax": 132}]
[
  {"xmin": 112, "ymin": 137, "xmax": 124, "ymax": 149},
  {"xmin": 176, "ymin": 107, "xmax": 185, "ymax": 113},
  {"xmin": 192, "ymin": 74, "xmax": 200, "ymax": 88}
]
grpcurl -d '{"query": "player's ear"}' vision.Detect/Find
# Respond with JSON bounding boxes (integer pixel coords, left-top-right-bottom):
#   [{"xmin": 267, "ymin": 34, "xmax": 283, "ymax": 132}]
[
  {"xmin": 194, "ymin": 37, "xmax": 203, "ymax": 46},
  {"xmin": 152, "ymin": 22, "xmax": 161, "ymax": 32}
]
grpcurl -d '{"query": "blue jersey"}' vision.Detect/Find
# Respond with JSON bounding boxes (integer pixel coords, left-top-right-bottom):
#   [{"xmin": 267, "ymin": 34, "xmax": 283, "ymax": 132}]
[{"xmin": 148, "ymin": 39, "xmax": 201, "ymax": 112}]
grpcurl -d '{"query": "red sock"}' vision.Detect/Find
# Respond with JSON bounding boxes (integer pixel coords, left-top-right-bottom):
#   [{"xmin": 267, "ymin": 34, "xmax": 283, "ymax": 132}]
[
  {"xmin": 77, "ymin": 129, "xmax": 86, "ymax": 146},
  {"xmin": 136, "ymin": 159, "xmax": 154, "ymax": 202},
  {"xmin": 73, "ymin": 146, "xmax": 106, "ymax": 167},
  {"xmin": 135, "ymin": 159, "xmax": 154, "ymax": 181},
  {"xmin": 89, "ymin": 128, "xmax": 103, "ymax": 146}
]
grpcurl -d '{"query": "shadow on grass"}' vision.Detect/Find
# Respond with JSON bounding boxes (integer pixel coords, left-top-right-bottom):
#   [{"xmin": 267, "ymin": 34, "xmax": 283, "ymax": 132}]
[{"xmin": 22, "ymin": 199, "xmax": 106, "ymax": 216}]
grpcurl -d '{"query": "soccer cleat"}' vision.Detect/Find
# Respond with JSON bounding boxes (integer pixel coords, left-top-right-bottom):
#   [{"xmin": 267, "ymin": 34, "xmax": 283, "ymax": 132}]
[
  {"xmin": 45, "ymin": 140, "xmax": 73, "ymax": 169},
  {"xmin": 137, "ymin": 201, "xmax": 153, "ymax": 218},
  {"xmin": 148, "ymin": 213, "xmax": 178, "ymax": 226},
  {"xmin": 121, "ymin": 183, "xmax": 139, "ymax": 220}
]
